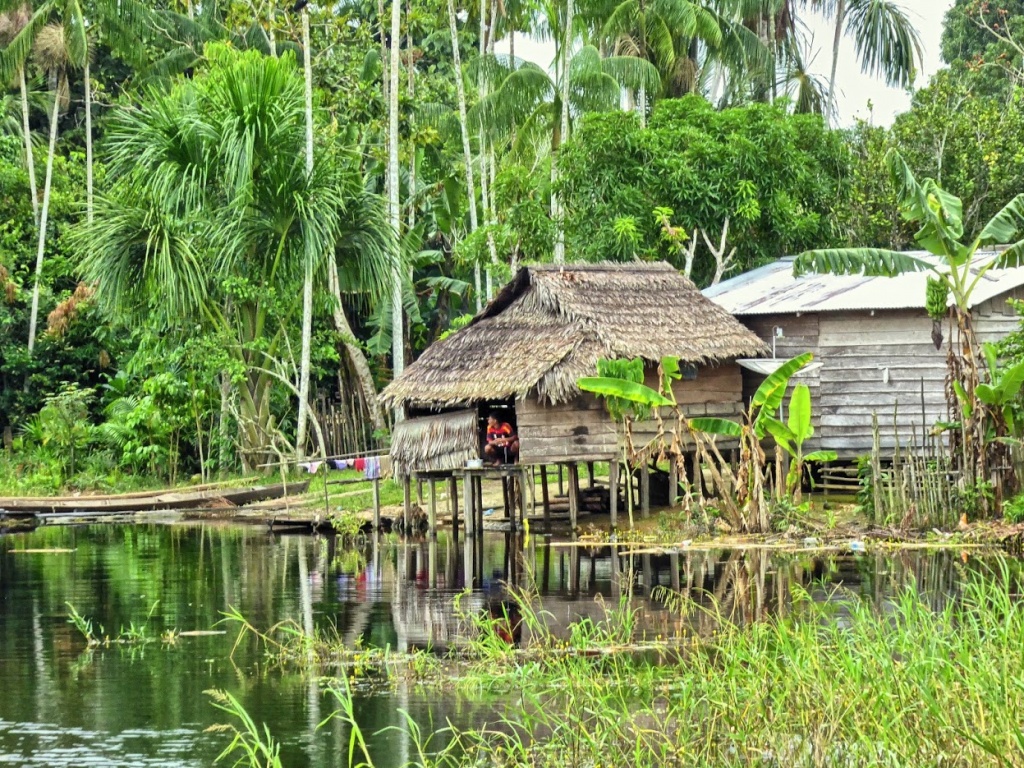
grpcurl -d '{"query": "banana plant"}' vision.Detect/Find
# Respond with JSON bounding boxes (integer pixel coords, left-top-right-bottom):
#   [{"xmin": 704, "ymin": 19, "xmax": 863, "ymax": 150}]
[
  {"xmin": 760, "ymin": 384, "xmax": 837, "ymax": 503},
  {"xmin": 578, "ymin": 357, "xmax": 675, "ymax": 528},
  {"xmin": 689, "ymin": 353, "xmax": 814, "ymax": 519}
]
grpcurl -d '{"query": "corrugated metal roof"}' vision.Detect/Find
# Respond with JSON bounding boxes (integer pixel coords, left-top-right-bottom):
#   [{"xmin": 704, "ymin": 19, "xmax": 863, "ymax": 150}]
[{"xmin": 703, "ymin": 250, "xmax": 1024, "ymax": 316}]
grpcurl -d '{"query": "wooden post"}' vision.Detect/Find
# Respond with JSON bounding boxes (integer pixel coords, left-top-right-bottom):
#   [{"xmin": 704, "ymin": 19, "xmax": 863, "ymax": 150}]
[
  {"xmin": 372, "ymin": 476, "xmax": 381, "ymax": 531},
  {"xmin": 448, "ymin": 476, "xmax": 459, "ymax": 532},
  {"xmin": 609, "ymin": 459, "xmax": 619, "ymax": 530},
  {"xmin": 428, "ymin": 537, "xmax": 438, "ymax": 588},
  {"xmin": 670, "ymin": 551, "xmax": 681, "ymax": 592},
  {"xmin": 557, "ymin": 464, "xmax": 564, "ymax": 496},
  {"xmin": 690, "ymin": 451, "xmax": 703, "ymax": 501},
  {"xmin": 639, "ymin": 460, "xmax": 650, "ymax": 518},
  {"xmin": 587, "ymin": 461, "xmax": 595, "ymax": 488},
  {"xmin": 416, "ymin": 478, "xmax": 424, "ymax": 505},
  {"xmin": 541, "ymin": 464, "xmax": 551, "ymax": 529},
  {"xmin": 464, "ymin": 471, "xmax": 475, "ymax": 536},
  {"xmin": 428, "ymin": 479, "xmax": 437, "ymax": 536},
  {"xmin": 475, "ymin": 475, "xmax": 484, "ymax": 523},
  {"xmin": 403, "ymin": 476, "xmax": 412, "ymax": 529},
  {"xmin": 519, "ymin": 468, "xmax": 528, "ymax": 529},
  {"xmin": 568, "ymin": 463, "xmax": 580, "ymax": 532},
  {"xmin": 668, "ymin": 458, "xmax": 679, "ymax": 508},
  {"xmin": 501, "ymin": 476, "xmax": 511, "ymax": 521}
]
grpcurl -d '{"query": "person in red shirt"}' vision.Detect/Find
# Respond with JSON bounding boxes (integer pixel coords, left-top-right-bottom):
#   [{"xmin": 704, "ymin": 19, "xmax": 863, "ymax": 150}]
[{"xmin": 483, "ymin": 412, "xmax": 519, "ymax": 465}]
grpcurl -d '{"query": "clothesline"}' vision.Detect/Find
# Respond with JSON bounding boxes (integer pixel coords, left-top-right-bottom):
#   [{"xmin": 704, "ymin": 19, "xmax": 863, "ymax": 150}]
[{"xmin": 255, "ymin": 448, "xmax": 388, "ymax": 469}]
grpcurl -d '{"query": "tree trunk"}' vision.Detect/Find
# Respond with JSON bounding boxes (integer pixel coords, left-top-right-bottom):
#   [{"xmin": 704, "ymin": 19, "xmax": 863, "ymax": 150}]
[
  {"xmin": 552, "ymin": 0, "xmax": 573, "ymax": 265},
  {"xmin": 295, "ymin": 8, "xmax": 315, "ymax": 458},
  {"xmin": 446, "ymin": 0, "xmax": 480, "ymax": 305},
  {"xmin": 328, "ymin": 260, "xmax": 386, "ymax": 433},
  {"xmin": 406, "ymin": 0, "xmax": 416, "ymax": 231},
  {"xmin": 389, "ymin": 0, "xmax": 404, "ymax": 386},
  {"xmin": 19, "ymin": 68, "xmax": 38, "ymax": 225},
  {"xmin": 84, "ymin": 55, "xmax": 93, "ymax": 224},
  {"xmin": 28, "ymin": 86, "xmax": 60, "ymax": 354},
  {"xmin": 828, "ymin": 0, "xmax": 846, "ymax": 122}
]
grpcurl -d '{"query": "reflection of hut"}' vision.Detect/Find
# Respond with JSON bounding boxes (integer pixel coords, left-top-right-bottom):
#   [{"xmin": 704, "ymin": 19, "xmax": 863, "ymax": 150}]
[
  {"xmin": 381, "ymin": 262, "xmax": 766, "ymax": 530},
  {"xmin": 704, "ymin": 252, "xmax": 1024, "ymax": 458}
]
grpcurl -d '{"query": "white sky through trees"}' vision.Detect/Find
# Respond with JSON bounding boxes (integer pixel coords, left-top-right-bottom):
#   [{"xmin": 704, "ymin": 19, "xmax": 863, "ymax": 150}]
[{"xmin": 495, "ymin": 0, "xmax": 954, "ymax": 127}]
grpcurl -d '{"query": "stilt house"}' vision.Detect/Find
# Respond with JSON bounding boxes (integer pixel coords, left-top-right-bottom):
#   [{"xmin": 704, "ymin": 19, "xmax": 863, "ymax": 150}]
[
  {"xmin": 381, "ymin": 262, "xmax": 766, "ymax": 526},
  {"xmin": 704, "ymin": 251, "xmax": 1024, "ymax": 458}
]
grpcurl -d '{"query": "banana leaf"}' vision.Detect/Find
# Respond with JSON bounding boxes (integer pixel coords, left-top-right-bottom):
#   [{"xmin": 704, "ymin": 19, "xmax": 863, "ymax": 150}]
[
  {"xmin": 689, "ymin": 417, "xmax": 742, "ymax": 438},
  {"xmin": 577, "ymin": 377, "xmax": 674, "ymax": 408}
]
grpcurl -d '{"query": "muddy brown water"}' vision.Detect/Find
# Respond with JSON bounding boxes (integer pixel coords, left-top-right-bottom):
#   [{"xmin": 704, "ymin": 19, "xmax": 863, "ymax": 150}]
[{"xmin": 0, "ymin": 523, "xmax": 1008, "ymax": 766}]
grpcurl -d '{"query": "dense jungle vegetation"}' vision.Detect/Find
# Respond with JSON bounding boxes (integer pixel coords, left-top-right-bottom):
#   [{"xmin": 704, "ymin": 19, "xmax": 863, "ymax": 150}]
[{"xmin": 2, "ymin": 0, "xmax": 1024, "ymax": 493}]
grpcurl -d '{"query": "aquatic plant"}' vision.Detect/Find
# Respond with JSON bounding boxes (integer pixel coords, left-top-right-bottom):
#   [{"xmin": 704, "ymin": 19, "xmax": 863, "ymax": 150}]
[{"xmin": 205, "ymin": 689, "xmax": 283, "ymax": 768}]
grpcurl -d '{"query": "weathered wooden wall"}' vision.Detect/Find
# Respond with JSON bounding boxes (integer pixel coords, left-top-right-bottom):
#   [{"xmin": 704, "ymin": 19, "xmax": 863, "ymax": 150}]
[
  {"xmin": 632, "ymin": 363, "xmax": 744, "ymax": 451},
  {"xmin": 517, "ymin": 392, "xmax": 619, "ymax": 464},
  {"xmin": 736, "ymin": 289, "xmax": 1024, "ymax": 458},
  {"xmin": 517, "ymin": 362, "xmax": 745, "ymax": 462}
]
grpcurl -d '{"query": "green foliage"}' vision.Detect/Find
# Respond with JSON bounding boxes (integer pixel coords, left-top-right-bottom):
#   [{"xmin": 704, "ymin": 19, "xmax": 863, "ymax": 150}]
[
  {"xmin": 558, "ymin": 97, "xmax": 851, "ymax": 284},
  {"xmin": 1003, "ymin": 492, "xmax": 1024, "ymax": 524}
]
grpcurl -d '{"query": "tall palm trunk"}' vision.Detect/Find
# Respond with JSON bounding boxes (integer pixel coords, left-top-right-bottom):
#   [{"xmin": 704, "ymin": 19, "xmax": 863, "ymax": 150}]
[
  {"xmin": 446, "ymin": 0, "xmax": 481, "ymax": 307},
  {"xmin": 552, "ymin": 0, "xmax": 573, "ymax": 265},
  {"xmin": 84, "ymin": 53, "xmax": 93, "ymax": 223},
  {"xmin": 28, "ymin": 85, "xmax": 60, "ymax": 354},
  {"xmin": 296, "ymin": 8, "xmax": 315, "ymax": 457},
  {"xmin": 389, "ymin": 0, "xmax": 404, "ymax": 385},
  {"xmin": 19, "ymin": 68, "xmax": 38, "ymax": 225},
  {"xmin": 828, "ymin": 0, "xmax": 846, "ymax": 121},
  {"xmin": 406, "ymin": 0, "xmax": 416, "ymax": 231}
]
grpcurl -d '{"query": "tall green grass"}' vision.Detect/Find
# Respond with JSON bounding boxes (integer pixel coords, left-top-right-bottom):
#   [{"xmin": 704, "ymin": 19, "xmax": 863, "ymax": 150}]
[{"xmin": 216, "ymin": 560, "xmax": 1024, "ymax": 767}]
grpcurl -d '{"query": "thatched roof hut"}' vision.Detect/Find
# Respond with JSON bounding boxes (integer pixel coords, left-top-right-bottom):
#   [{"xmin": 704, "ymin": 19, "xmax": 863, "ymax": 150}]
[{"xmin": 382, "ymin": 262, "xmax": 765, "ymax": 411}]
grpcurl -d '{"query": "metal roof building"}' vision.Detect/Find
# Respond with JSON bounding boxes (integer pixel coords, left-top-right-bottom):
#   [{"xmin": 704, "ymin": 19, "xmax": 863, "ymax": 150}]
[{"xmin": 704, "ymin": 252, "xmax": 1024, "ymax": 458}]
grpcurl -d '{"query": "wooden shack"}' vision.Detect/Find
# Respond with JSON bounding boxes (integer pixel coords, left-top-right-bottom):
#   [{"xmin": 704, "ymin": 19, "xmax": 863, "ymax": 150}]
[
  {"xmin": 704, "ymin": 251, "xmax": 1024, "ymax": 458},
  {"xmin": 381, "ymin": 262, "xmax": 766, "ymax": 529}
]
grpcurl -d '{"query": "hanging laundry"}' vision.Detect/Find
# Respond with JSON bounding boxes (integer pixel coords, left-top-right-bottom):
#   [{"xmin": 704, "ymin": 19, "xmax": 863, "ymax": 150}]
[
  {"xmin": 353, "ymin": 457, "xmax": 365, "ymax": 472},
  {"xmin": 364, "ymin": 456, "xmax": 380, "ymax": 480}
]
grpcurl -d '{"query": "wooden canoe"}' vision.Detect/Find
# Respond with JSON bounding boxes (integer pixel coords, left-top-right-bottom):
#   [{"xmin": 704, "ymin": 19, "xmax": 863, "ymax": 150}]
[{"xmin": 0, "ymin": 480, "xmax": 310, "ymax": 517}]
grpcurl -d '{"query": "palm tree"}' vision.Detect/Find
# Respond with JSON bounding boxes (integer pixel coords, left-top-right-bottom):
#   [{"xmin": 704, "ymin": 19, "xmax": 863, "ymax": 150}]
[
  {"xmin": 446, "ymin": 0, "xmax": 481, "ymax": 307},
  {"xmin": 826, "ymin": 0, "xmax": 922, "ymax": 116},
  {"xmin": 472, "ymin": 43, "xmax": 657, "ymax": 265},
  {"xmin": 388, "ymin": 0, "xmax": 404, "ymax": 386},
  {"xmin": 0, "ymin": 3, "xmax": 38, "ymax": 225},
  {"xmin": 295, "ymin": 5, "xmax": 315, "ymax": 457},
  {"xmin": 76, "ymin": 46, "xmax": 395, "ymax": 467},
  {"xmin": 25, "ymin": 21, "xmax": 74, "ymax": 354},
  {"xmin": 598, "ymin": 0, "xmax": 723, "ymax": 123}
]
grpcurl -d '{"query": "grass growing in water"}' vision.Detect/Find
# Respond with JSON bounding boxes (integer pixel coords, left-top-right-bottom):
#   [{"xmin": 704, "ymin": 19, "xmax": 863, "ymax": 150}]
[{"xmin": 214, "ymin": 559, "xmax": 1024, "ymax": 766}]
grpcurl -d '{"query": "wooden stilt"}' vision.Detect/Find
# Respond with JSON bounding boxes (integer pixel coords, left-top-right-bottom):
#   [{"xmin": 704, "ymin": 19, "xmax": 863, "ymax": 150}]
[
  {"xmin": 558, "ymin": 465, "xmax": 564, "ymax": 496},
  {"xmin": 448, "ymin": 476, "xmax": 459, "ymax": 532},
  {"xmin": 501, "ymin": 476, "xmax": 511, "ymax": 521},
  {"xmin": 416, "ymin": 478, "xmax": 424, "ymax": 505},
  {"xmin": 403, "ymin": 476, "xmax": 412, "ymax": 529},
  {"xmin": 372, "ymin": 476, "xmax": 381, "ymax": 531},
  {"xmin": 670, "ymin": 552, "xmax": 681, "ymax": 592},
  {"xmin": 609, "ymin": 459, "xmax": 619, "ymax": 530},
  {"xmin": 690, "ymin": 452, "xmax": 704, "ymax": 501},
  {"xmin": 428, "ymin": 479, "xmax": 437, "ymax": 537},
  {"xmin": 640, "ymin": 460, "xmax": 650, "ymax": 518},
  {"xmin": 668, "ymin": 458, "xmax": 679, "ymax": 508},
  {"xmin": 541, "ymin": 464, "xmax": 551, "ymax": 528},
  {"xmin": 518, "ymin": 468, "xmax": 528, "ymax": 529},
  {"xmin": 568, "ymin": 464, "xmax": 580, "ymax": 532},
  {"xmin": 475, "ymin": 475, "xmax": 484, "ymax": 524},
  {"xmin": 587, "ymin": 461, "xmax": 595, "ymax": 488},
  {"xmin": 428, "ymin": 538, "xmax": 438, "ymax": 588},
  {"xmin": 464, "ymin": 472, "xmax": 475, "ymax": 536}
]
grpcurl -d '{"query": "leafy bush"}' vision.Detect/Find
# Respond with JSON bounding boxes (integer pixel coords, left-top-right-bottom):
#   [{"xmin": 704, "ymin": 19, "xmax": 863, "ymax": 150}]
[{"xmin": 1004, "ymin": 494, "xmax": 1024, "ymax": 525}]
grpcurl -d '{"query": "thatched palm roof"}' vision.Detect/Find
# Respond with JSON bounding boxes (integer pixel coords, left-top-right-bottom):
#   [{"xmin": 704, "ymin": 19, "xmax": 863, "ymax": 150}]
[
  {"xmin": 390, "ymin": 409, "xmax": 479, "ymax": 477},
  {"xmin": 382, "ymin": 262, "xmax": 767, "ymax": 409}
]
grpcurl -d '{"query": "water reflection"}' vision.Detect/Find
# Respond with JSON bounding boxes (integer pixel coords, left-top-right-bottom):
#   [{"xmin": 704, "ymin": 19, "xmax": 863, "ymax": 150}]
[{"xmin": 0, "ymin": 525, "xmax": 1005, "ymax": 767}]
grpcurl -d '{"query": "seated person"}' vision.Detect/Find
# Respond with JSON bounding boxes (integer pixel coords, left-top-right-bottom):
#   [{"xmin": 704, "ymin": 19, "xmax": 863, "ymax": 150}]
[{"xmin": 483, "ymin": 412, "xmax": 519, "ymax": 465}]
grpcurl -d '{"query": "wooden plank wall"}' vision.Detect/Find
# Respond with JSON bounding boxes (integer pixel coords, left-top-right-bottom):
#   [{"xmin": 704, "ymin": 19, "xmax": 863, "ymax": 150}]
[
  {"xmin": 816, "ymin": 310, "xmax": 946, "ymax": 456},
  {"xmin": 517, "ymin": 392, "xmax": 618, "ymax": 464},
  {"xmin": 975, "ymin": 285, "xmax": 1024, "ymax": 341},
  {"xmin": 632, "ymin": 363, "xmax": 744, "ymax": 450},
  {"xmin": 741, "ymin": 315, "xmax": 822, "ymax": 449}
]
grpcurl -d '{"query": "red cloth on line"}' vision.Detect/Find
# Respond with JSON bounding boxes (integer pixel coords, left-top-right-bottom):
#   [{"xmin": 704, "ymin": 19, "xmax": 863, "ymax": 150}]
[{"xmin": 354, "ymin": 457, "xmax": 366, "ymax": 472}]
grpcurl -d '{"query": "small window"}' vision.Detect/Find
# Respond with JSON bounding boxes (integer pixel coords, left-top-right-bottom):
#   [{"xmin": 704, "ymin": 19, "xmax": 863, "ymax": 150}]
[{"xmin": 682, "ymin": 364, "xmax": 698, "ymax": 381}]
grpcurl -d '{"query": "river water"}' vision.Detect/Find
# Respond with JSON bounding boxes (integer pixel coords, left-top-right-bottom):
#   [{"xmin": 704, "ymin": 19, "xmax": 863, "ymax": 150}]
[{"xmin": 0, "ymin": 523, "xmax": 1000, "ymax": 766}]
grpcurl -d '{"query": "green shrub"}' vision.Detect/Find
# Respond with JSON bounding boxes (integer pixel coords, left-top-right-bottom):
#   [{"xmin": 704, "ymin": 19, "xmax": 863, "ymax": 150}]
[{"xmin": 1004, "ymin": 493, "xmax": 1024, "ymax": 525}]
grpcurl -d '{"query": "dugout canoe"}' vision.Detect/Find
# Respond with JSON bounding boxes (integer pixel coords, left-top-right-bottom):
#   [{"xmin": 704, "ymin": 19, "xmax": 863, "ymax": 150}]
[{"xmin": 0, "ymin": 481, "xmax": 310, "ymax": 517}]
